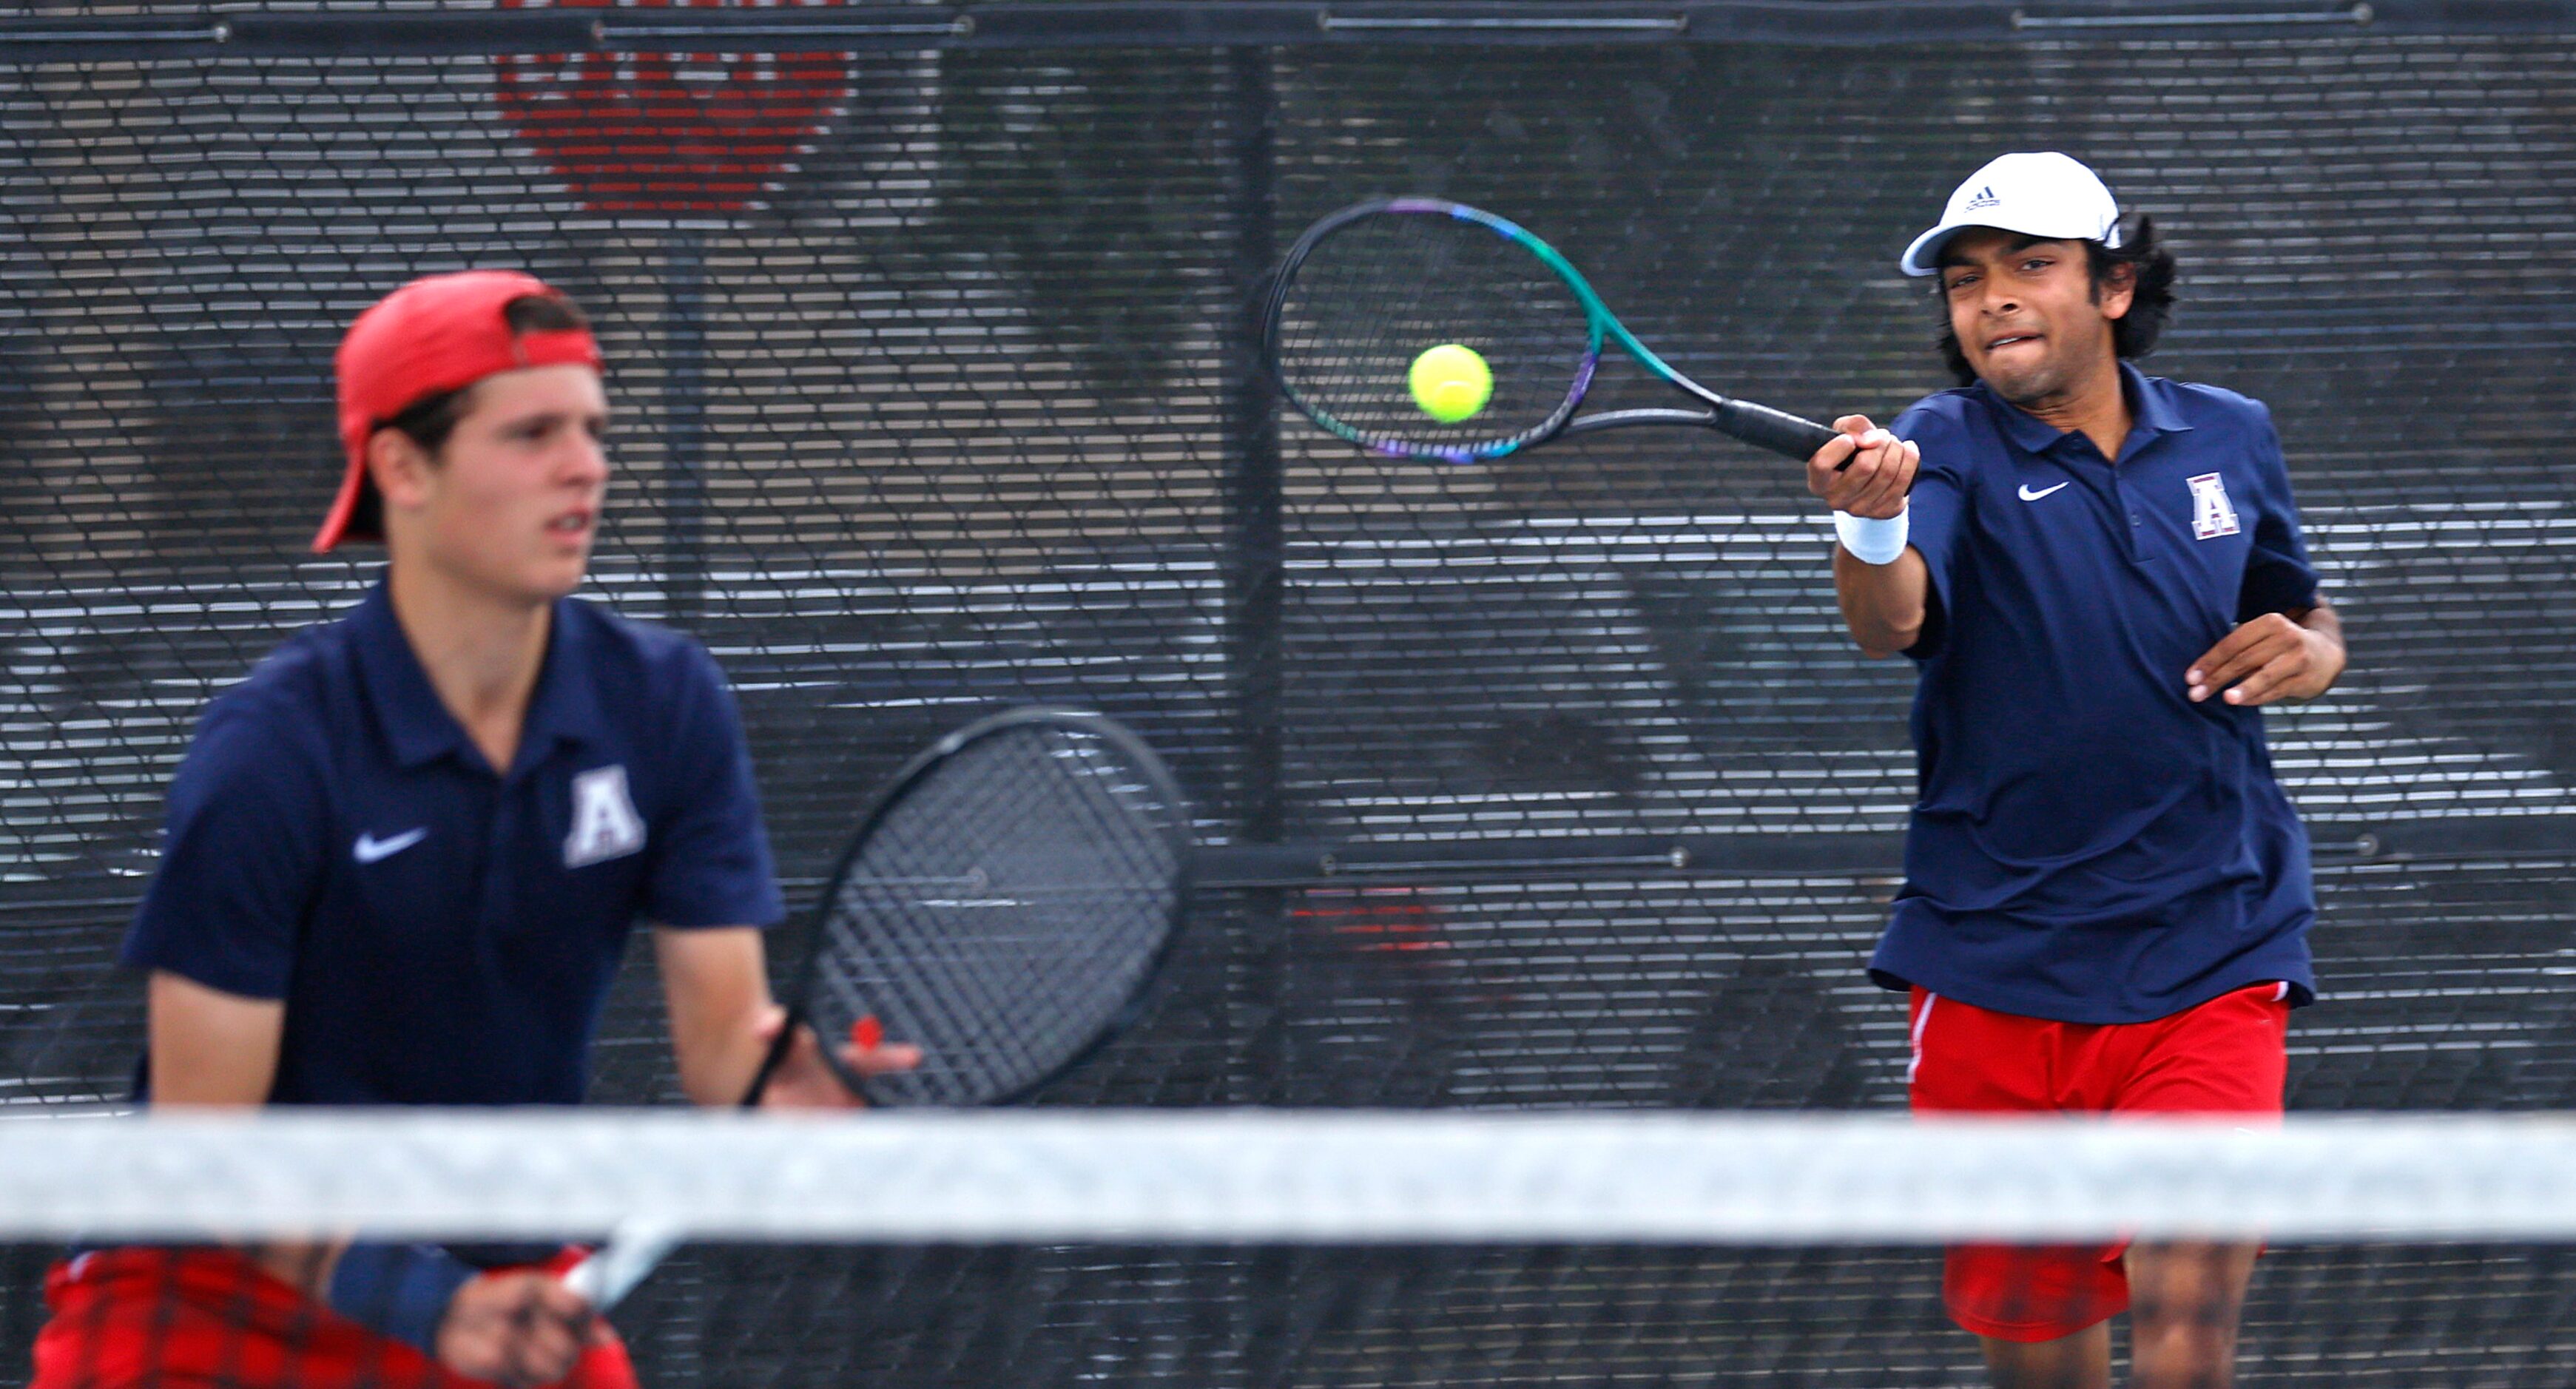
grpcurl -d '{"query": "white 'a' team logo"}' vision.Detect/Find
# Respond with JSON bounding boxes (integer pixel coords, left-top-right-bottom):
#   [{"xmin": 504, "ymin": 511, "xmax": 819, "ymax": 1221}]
[
  {"xmin": 564, "ymin": 765, "xmax": 647, "ymax": 868},
  {"xmin": 2187, "ymin": 472, "xmax": 2241, "ymax": 541}
]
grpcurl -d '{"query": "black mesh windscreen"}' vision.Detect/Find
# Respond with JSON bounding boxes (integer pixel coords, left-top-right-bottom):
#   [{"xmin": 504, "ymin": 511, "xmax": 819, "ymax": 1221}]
[{"xmin": 7, "ymin": 13, "xmax": 2576, "ymax": 1385}]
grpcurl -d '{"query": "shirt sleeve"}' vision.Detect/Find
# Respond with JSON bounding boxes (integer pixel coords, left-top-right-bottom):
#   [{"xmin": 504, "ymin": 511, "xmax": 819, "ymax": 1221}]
[
  {"xmin": 1891, "ymin": 403, "xmax": 1969, "ymax": 662},
  {"xmin": 2236, "ymin": 406, "xmax": 2323, "ymax": 621},
  {"xmin": 121, "ymin": 696, "xmax": 329, "ymax": 998},
  {"xmin": 643, "ymin": 643, "xmax": 786, "ymax": 930}
]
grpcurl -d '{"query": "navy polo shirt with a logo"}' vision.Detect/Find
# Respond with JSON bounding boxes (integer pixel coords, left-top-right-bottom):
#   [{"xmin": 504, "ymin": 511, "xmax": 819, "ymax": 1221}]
[
  {"xmin": 1867, "ymin": 364, "xmax": 2322, "ymax": 1025},
  {"xmin": 121, "ymin": 579, "xmax": 785, "ymax": 1105}
]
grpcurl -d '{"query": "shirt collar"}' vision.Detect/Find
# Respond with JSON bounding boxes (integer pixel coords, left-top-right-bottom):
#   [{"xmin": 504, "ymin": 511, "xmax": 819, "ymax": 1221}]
[
  {"xmin": 348, "ymin": 578, "xmax": 603, "ymax": 776},
  {"xmin": 1975, "ymin": 361, "xmax": 2194, "ymax": 456},
  {"xmin": 513, "ymin": 601, "xmax": 604, "ymax": 776},
  {"xmin": 2122, "ymin": 362, "xmax": 2194, "ymax": 439}
]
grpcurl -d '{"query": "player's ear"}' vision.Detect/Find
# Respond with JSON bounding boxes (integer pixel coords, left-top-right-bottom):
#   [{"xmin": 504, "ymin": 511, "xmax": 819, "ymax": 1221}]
[
  {"xmin": 365, "ymin": 425, "xmax": 438, "ymax": 518},
  {"xmin": 2094, "ymin": 259, "xmax": 2139, "ymax": 322}
]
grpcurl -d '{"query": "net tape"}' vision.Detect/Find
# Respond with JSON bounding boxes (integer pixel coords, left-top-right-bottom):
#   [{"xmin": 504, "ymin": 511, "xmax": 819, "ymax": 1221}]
[{"xmin": 11, "ymin": 1110, "xmax": 2576, "ymax": 1246}]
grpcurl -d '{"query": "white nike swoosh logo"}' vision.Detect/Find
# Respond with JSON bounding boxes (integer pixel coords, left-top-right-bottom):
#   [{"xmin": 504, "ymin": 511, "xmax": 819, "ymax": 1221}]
[
  {"xmin": 2017, "ymin": 481, "xmax": 2071, "ymax": 501},
  {"xmin": 353, "ymin": 828, "xmax": 428, "ymax": 864}
]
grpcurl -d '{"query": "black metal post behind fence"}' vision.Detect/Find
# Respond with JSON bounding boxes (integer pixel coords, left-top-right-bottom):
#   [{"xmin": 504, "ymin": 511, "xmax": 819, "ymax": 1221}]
[
  {"xmin": 1220, "ymin": 47, "xmax": 1292, "ymax": 1112},
  {"xmin": 662, "ymin": 229, "xmax": 709, "ymax": 626}
]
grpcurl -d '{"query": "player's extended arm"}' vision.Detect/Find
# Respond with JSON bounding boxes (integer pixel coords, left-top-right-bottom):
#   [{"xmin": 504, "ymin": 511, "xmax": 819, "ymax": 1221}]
[
  {"xmin": 1807, "ymin": 415, "xmax": 1928, "ymax": 658},
  {"xmin": 2186, "ymin": 598, "xmax": 2347, "ymax": 706},
  {"xmin": 653, "ymin": 925, "xmax": 920, "ymax": 1109}
]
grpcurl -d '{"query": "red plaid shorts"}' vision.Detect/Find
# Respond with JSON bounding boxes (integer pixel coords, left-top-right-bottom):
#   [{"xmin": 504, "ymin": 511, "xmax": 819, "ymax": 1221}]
[{"xmin": 31, "ymin": 1246, "xmax": 637, "ymax": 1389}]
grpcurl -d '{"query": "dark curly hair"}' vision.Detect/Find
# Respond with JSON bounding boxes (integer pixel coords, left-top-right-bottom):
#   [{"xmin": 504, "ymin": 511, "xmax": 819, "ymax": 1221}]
[{"xmin": 1935, "ymin": 213, "xmax": 2176, "ymax": 388}]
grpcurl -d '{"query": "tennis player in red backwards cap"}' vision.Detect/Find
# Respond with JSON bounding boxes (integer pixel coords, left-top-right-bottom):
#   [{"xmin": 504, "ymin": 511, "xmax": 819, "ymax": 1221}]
[{"xmin": 32, "ymin": 271, "xmax": 916, "ymax": 1389}]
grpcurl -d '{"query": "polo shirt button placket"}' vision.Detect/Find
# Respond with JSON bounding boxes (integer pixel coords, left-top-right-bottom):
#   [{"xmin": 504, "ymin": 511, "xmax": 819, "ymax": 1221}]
[
  {"xmin": 2110, "ymin": 479, "xmax": 2142, "ymax": 563},
  {"xmin": 482, "ymin": 778, "xmax": 516, "ymax": 938}
]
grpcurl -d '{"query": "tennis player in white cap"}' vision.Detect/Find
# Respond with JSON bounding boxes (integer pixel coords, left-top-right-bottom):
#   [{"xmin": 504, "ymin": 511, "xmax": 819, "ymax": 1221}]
[{"xmin": 1805, "ymin": 153, "xmax": 2344, "ymax": 1389}]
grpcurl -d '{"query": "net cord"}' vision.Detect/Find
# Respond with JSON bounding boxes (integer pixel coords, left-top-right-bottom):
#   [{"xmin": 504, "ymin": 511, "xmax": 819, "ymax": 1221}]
[{"xmin": 6, "ymin": 1110, "xmax": 2571, "ymax": 1245}]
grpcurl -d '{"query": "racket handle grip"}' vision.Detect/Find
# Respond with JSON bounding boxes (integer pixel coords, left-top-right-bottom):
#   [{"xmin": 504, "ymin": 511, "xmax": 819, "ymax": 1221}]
[
  {"xmin": 562, "ymin": 1220, "xmax": 684, "ymax": 1314},
  {"xmin": 1713, "ymin": 399, "xmax": 1840, "ymax": 462},
  {"xmin": 738, "ymin": 1004, "xmax": 803, "ymax": 1109}
]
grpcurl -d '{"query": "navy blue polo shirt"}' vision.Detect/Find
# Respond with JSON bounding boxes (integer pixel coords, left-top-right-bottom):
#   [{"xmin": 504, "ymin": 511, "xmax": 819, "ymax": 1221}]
[
  {"xmin": 1868, "ymin": 364, "xmax": 2322, "ymax": 1024},
  {"xmin": 122, "ymin": 579, "xmax": 785, "ymax": 1105}
]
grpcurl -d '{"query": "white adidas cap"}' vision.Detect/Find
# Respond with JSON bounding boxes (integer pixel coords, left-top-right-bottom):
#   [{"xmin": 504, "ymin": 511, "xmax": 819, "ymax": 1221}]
[{"xmin": 1899, "ymin": 152, "xmax": 2123, "ymax": 278}]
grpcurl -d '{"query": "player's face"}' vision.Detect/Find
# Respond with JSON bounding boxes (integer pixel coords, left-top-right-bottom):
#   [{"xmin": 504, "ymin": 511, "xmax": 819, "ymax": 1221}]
[
  {"xmin": 413, "ymin": 364, "xmax": 610, "ymax": 604},
  {"xmin": 1938, "ymin": 229, "xmax": 2131, "ymax": 407}
]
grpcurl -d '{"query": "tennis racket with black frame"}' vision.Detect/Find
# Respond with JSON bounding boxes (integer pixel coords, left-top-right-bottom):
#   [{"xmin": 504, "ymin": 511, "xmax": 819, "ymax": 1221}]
[
  {"xmin": 562, "ymin": 706, "xmax": 1194, "ymax": 1309},
  {"xmin": 1263, "ymin": 196, "xmax": 1842, "ymax": 466}
]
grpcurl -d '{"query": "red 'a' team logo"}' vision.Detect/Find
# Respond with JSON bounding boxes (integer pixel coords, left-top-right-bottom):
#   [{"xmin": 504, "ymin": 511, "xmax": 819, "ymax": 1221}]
[{"xmin": 494, "ymin": 0, "xmax": 851, "ymax": 214}]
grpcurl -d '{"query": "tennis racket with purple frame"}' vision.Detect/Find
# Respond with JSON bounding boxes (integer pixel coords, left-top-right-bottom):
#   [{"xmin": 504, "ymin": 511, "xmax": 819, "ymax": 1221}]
[{"xmin": 1262, "ymin": 196, "xmax": 1840, "ymax": 465}]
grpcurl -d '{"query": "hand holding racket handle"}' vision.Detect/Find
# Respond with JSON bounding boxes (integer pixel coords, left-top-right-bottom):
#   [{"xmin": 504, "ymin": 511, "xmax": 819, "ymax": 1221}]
[
  {"xmin": 1808, "ymin": 416, "xmax": 1920, "ymax": 518},
  {"xmin": 741, "ymin": 1010, "xmax": 913, "ymax": 1109},
  {"xmin": 1713, "ymin": 399, "xmax": 1839, "ymax": 462}
]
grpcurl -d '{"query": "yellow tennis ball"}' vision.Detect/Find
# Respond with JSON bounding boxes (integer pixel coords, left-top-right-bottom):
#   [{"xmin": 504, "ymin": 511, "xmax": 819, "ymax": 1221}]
[{"xmin": 1408, "ymin": 344, "xmax": 1494, "ymax": 425}]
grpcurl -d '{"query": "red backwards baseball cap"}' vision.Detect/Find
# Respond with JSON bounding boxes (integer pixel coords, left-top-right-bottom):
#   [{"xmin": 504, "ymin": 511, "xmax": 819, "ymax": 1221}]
[{"xmin": 313, "ymin": 270, "xmax": 604, "ymax": 552}]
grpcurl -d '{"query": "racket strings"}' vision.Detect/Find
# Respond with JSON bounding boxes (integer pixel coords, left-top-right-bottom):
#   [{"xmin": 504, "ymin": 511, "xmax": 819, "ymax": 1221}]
[
  {"xmin": 935, "ymin": 734, "xmax": 1176, "ymax": 1090},
  {"xmin": 817, "ymin": 785, "xmax": 1014, "ymax": 1089},
  {"xmin": 1272, "ymin": 211, "xmax": 1591, "ymax": 450},
  {"xmin": 820, "ymin": 865, "xmax": 1042, "ymax": 1100},
  {"xmin": 812, "ymin": 723, "xmax": 1185, "ymax": 1106},
  {"xmin": 824, "ymin": 777, "xmax": 1065, "ymax": 1095}
]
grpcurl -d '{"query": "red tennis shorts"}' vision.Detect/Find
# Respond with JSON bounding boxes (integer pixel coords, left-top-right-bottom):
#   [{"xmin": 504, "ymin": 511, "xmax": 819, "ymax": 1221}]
[
  {"xmin": 1907, "ymin": 981, "xmax": 2291, "ymax": 1342},
  {"xmin": 30, "ymin": 1246, "xmax": 637, "ymax": 1389}
]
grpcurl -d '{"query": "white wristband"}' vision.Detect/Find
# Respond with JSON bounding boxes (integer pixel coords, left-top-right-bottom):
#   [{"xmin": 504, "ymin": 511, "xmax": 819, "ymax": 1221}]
[{"xmin": 1833, "ymin": 507, "xmax": 1909, "ymax": 566}]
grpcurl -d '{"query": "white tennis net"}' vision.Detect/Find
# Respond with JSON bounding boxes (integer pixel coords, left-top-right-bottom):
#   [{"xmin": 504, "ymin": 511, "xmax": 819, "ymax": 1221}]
[
  {"xmin": 7, "ymin": 1108, "xmax": 2572, "ymax": 1245},
  {"xmin": 14, "ymin": 1109, "xmax": 2576, "ymax": 1386}
]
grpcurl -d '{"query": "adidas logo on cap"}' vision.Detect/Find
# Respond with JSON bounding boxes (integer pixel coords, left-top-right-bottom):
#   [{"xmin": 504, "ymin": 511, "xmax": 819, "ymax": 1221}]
[{"xmin": 1899, "ymin": 152, "xmax": 2124, "ymax": 277}]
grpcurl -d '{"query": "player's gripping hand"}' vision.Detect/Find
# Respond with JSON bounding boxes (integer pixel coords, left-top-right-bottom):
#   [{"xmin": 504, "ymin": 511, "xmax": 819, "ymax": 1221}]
[
  {"xmin": 2186, "ymin": 612, "xmax": 2344, "ymax": 706},
  {"xmin": 1807, "ymin": 415, "xmax": 1919, "ymax": 520},
  {"xmin": 749, "ymin": 1004, "xmax": 923, "ymax": 1109},
  {"xmin": 437, "ymin": 1270, "xmax": 601, "ymax": 1388}
]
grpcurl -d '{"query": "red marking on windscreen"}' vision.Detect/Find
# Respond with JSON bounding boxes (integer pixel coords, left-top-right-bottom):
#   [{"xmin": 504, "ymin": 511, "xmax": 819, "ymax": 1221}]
[
  {"xmin": 1294, "ymin": 888, "xmax": 1449, "ymax": 953},
  {"xmin": 495, "ymin": 0, "xmax": 851, "ymax": 214}
]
